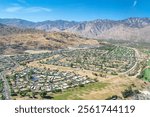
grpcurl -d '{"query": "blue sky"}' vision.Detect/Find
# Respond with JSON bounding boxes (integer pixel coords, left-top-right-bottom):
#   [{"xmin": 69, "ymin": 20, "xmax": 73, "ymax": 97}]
[{"xmin": 0, "ymin": 0, "xmax": 150, "ymax": 21}]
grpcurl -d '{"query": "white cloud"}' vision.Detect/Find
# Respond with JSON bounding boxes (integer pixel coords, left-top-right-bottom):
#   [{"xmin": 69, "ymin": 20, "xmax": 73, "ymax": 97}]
[
  {"xmin": 25, "ymin": 7, "xmax": 52, "ymax": 13},
  {"xmin": 5, "ymin": 6, "xmax": 52, "ymax": 13},
  {"xmin": 133, "ymin": 0, "xmax": 137, "ymax": 7},
  {"xmin": 5, "ymin": 6, "xmax": 23, "ymax": 12}
]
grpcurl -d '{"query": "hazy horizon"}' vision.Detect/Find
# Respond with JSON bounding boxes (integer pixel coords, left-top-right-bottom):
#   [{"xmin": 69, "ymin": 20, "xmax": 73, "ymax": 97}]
[{"xmin": 1, "ymin": 16, "xmax": 150, "ymax": 23}]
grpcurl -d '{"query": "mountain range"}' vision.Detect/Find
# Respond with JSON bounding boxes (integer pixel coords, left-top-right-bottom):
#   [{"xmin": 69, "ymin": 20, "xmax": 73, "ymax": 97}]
[{"xmin": 0, "ymin": 17, "xmax": 150, "ymax": 42}]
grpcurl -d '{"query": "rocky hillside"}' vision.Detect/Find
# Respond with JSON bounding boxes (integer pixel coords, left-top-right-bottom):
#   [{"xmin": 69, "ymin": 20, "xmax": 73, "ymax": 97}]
[
  {"xmin": 66, "ymin": 18, "xmax": 150, "ymax": 41},
  {"xmin": 121, "ymin": 18, "xmax": 150, "ymax": 28},
  {"xmin": 35, "ymin": 20, "xmax": 79, "ymax": 31},
  {"xmin": 0, "ymin": 31, "xmax": 99, "ymax": 55},
  {"xmin": 0, "ymin": 18, "xmax": 35, "ymax": 28},
  {"xmin": 97, "ymin": 25, "xmax": 150, "ymax": 42},
  {"xmin": 66, "ymin": 19, "xmax": 118, "ymax": 38},
  {"xmin": 0, "ymin": 23, "xmax": 42, "ymax": 36}
]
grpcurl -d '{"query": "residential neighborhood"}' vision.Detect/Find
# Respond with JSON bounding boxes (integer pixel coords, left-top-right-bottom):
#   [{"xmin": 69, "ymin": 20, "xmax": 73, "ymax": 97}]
[
  {"xmin": 0, "ymin": 44, "xmax": 149, "ymax": 100},
  {"xmin": 6, "ymin": 67, "xmax": 94, "ymax": 99}
]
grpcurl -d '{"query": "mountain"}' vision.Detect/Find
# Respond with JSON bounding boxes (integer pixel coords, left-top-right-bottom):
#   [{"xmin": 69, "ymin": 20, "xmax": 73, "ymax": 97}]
[
  {"xmin": 0, "ymin": 18, "xmax": 79, "ymax": 30},
  {"xmin": 35, "ymin": 20, "xmax": 79, "ymax": 31},
  {"xmin": 66, "ymin": 18, "xmax": 150, "ymax": 40},
  {"xmin": 66, "ymin": 19, "xmax": 119, "ymax": 38},
  {"xmin": 0, "ymin": 18, "xmax": 35, "ymax": 28},
  {"xmin": 97, "ymin": 24, "xmax": 150, "ymax": 42},
  {"xmin": 0, "ymin": 23, "xmax": 42, "ymax": 36},
  {"xmin": 120, "ymin": 17, "xmax": 150, "ymax": 28},
  {"xmin": 1, "ymin": 17, "xmax": 150, "ymax": 42},
  {"xmin": 0, "ymin": 23, "xmax": 21, "ymax": 35},
  {"xmin": 0, "ymin": 23, "xmax": 27, "ymax": 36},
  {"xmin": 0, "ymin": 20, "xmax": 99, "ymax": 55}
]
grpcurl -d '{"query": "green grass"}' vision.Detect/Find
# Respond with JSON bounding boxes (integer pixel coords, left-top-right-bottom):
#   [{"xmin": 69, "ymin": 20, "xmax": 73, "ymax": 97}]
[
  {"xmin": 0, "ymin": 80, "xmax": 3, "ymax": 92},
  {"xmin": 143, "ymin": 50, "xmax": 150, "ymax": 55},
  {"xmin": 143, "ymin": 68, "xmax": 150, "ymax": 82},
  {"xmin": 52, "ymin": 82, "xmax": 108, "ymax": 100},
  {"xmin": 139, "ymin": 59, "xmax": 150, "ymax": 82},
  {"xmin": 0, "ymin": 94, "xmax": 2, "ymax": 100}
]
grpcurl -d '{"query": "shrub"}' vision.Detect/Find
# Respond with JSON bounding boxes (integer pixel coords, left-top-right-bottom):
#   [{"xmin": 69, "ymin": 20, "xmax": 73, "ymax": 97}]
[
  {"xmin": 79, "ymin": 84, "xmax": 85, "ymax": 87},
  {"xmin": 122, "ymin": 87, "xmax": 134, "ymax": 98}
]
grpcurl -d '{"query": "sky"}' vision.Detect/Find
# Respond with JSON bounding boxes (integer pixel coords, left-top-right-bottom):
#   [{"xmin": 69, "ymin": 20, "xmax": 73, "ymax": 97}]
[{"xmin": 0, "ymin": 0, "xmax": 150, "ymax": 22}]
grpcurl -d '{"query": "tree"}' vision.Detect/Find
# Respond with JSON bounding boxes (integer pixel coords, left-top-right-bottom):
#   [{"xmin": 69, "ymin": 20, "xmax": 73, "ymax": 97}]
[
  {"xmin": 31, "ymin": 92, "xmax": 36, "ymax": 98},
  {"xmin": 122, "ymin": 87, "xmax": 134, "ymax": 98},
  {"xmin": 19, "ymin": 91, "xmax": 26, "ymax": 97},
  {"xmin": 70, "ymin": 63, "xmax": 74, "ymax": 68},
  {"xmin": 40, "ymin": 91, "xmax": 47, "ymax": 98},
  {"xmin": 1, "ymin": 94, "xmax": 5, "ymax": 100}
]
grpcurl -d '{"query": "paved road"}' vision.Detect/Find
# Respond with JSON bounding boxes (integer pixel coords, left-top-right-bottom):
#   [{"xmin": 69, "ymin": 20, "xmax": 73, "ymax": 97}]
[
  {"xmin": 119, "ymin": 47, "xmax": 140, "ymax": 75},
  {"xmin": 0, "ymin": 55, "xmax": 20, "ymax": 100},
  {"xmin": 0, "ymin": 71, "xmax": 11, "ymax": 100}
]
